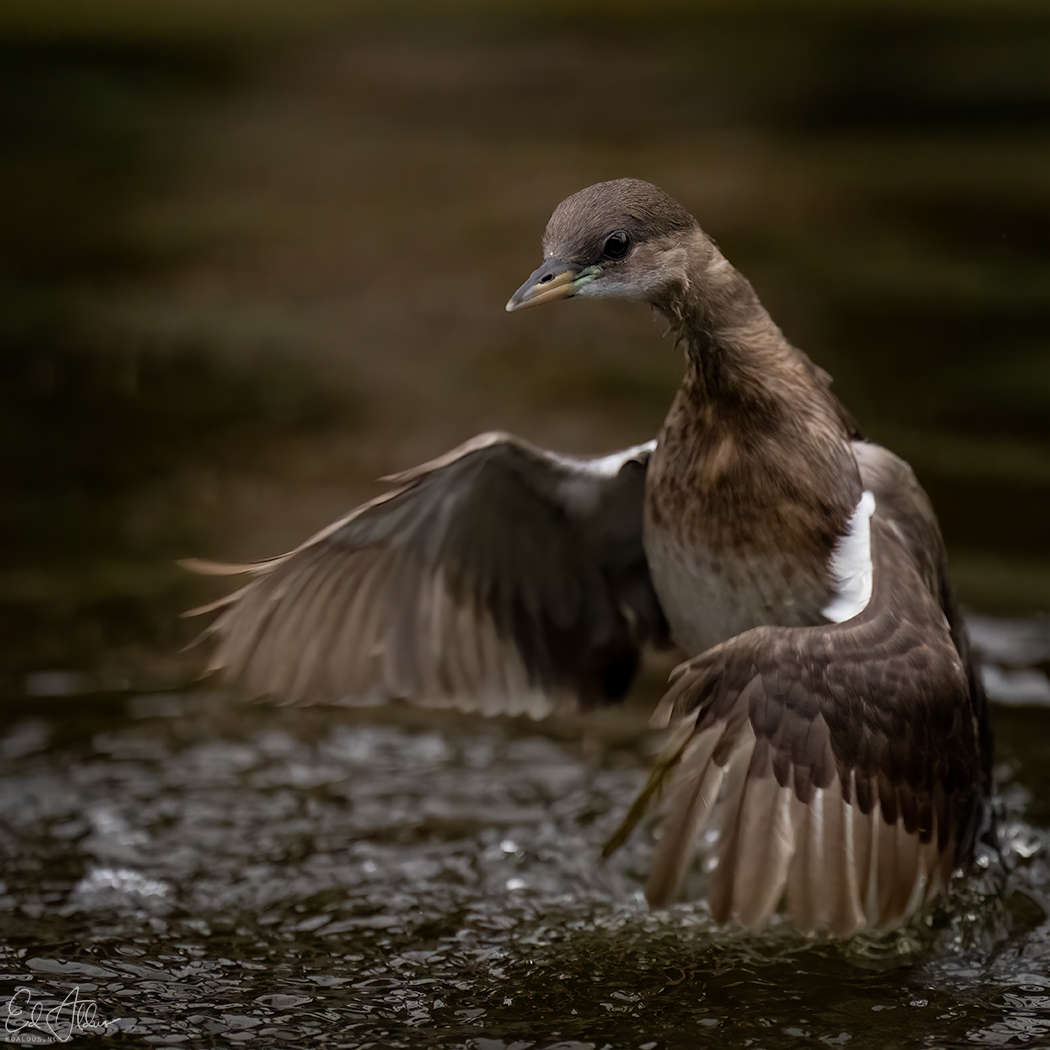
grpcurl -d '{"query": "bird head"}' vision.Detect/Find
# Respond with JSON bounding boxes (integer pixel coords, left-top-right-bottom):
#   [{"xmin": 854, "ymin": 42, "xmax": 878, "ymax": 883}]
[{"xmin": 506, "ymin": 178, "xmax": 701, "ymax": 313}]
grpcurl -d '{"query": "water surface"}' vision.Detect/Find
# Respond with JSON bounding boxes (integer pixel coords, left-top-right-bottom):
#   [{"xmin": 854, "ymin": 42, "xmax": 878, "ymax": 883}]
[{"xmin": 2, "ymin": 633, "xmax": 1050, "ymax": 1048}]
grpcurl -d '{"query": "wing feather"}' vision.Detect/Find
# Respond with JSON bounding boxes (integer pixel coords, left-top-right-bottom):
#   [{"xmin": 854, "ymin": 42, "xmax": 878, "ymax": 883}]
[
  {"xmin": 645, "ymin": 725, "xmax": 730, "ymax": 908},
  {"xmin": 617, "ymin": 449, "xmax": 987, "ymax": 935},
  {"xmin": 186, "ymin": 433, "xmax": 668, "ymax": 714}
]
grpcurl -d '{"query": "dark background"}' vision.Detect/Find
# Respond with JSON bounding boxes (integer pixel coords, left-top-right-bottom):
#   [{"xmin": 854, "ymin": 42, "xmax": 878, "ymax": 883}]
[
  {"xmin": 2, "ymin": 0, "xmax": 1048, "ymax": 694},
  {"xmin": 2, "ymin": 9, "xmax": 1050, "ymax": 1048}
]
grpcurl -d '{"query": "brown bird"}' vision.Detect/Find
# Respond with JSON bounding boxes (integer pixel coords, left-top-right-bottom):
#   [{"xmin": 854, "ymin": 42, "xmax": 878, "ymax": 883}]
[{"xmin": 186, "ymin": 178, "xmax": 992, "ymax": 937}]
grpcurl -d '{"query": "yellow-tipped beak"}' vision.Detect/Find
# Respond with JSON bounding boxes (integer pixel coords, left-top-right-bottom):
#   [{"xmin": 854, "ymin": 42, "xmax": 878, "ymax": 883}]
[{"xmin": 506, "ymin": 258, "xmax": 586, "ymax": 312}]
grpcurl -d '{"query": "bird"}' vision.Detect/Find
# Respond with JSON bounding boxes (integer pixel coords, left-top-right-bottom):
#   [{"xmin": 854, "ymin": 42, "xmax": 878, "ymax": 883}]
[{"xmin": 185, "ymin": 178, "xmax": 993, "ymax": 938}]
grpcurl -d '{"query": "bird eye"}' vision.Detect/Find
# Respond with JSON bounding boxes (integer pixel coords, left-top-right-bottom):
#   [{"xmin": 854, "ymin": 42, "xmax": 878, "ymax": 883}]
[{"xmin": 602, "ymin": 231, "xmax": 631, "ymax": 260}]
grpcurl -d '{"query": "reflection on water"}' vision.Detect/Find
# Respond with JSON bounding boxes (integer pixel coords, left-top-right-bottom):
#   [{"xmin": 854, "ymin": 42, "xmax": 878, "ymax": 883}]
[
  {"xmin": 972, "ymin": 615, "xmax": 1050, "ymax": 706},
  {"xmin": 2, "ymin": 628, "xmax": 1050, "ymax": 1049}
]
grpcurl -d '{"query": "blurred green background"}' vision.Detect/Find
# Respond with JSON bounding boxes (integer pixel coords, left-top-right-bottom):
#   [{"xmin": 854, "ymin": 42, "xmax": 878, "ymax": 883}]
[{"xmin": 2, "ymin": 0, "xmax": 1048, "ymax": 694}]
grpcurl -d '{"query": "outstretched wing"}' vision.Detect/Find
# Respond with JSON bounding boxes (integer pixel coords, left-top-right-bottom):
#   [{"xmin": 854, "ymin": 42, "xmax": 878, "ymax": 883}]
[
  {"xmin": 185, "ymin": 431, "xmax": 669, "ymax": 717},
  {"xmin": 610, "ymin": 442, "xmax": 987, "ymax": 937}
]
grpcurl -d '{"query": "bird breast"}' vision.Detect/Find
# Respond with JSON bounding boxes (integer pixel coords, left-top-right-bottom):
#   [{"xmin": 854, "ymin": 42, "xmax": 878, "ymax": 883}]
[{"xmin": 642, "ymin": 516, "xmax": 833, "ymax": 656}]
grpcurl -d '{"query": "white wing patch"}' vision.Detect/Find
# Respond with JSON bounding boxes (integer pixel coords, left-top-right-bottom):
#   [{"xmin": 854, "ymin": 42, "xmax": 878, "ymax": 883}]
[
  {"xmin": 554, "ymin": 440, "xmax": 656, "ymax": 515},
  {"xmin": 822, "ymin": 490, "xmax": 876, "ymax": 624}
]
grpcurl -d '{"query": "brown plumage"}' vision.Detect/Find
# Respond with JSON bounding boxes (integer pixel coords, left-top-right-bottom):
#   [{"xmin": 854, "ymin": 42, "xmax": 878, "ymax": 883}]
[
  {"xmin": 184, "ymin": 432, "xmax": 668, "ymax": 716},
  {"xmin": 186, "ymin": 178, "xmax": 992, "ymax": 938}
]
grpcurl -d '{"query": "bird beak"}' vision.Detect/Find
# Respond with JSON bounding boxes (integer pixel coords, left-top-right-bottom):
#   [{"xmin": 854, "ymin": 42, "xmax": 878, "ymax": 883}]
[{"xmin": 505, "ymin": 258, "xmax": 597, "ymax": 312}]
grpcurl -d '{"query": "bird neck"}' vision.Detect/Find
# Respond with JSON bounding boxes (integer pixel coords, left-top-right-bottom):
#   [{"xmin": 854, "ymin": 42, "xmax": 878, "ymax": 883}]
[
  {"xmin": 656, "ymin": 239, "xmax": 846, "ymax": 439},
  {"xmin": 659, "ymin": 243, "xmax": 791, "ymax": 395},
  {"xmin": 646, "ymin": 240, "xmax": 862, "ymax": 566}
]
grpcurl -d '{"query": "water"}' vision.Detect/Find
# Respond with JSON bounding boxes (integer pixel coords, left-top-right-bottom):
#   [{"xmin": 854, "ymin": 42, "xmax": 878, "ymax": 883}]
[
  {"xmin": 2, "ymin": 626, "xmax": 1050, "ymax": 1048},
  {"xmin": 2, "ymin": 7, "xmax": 1050, "ymax": 1048}
]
